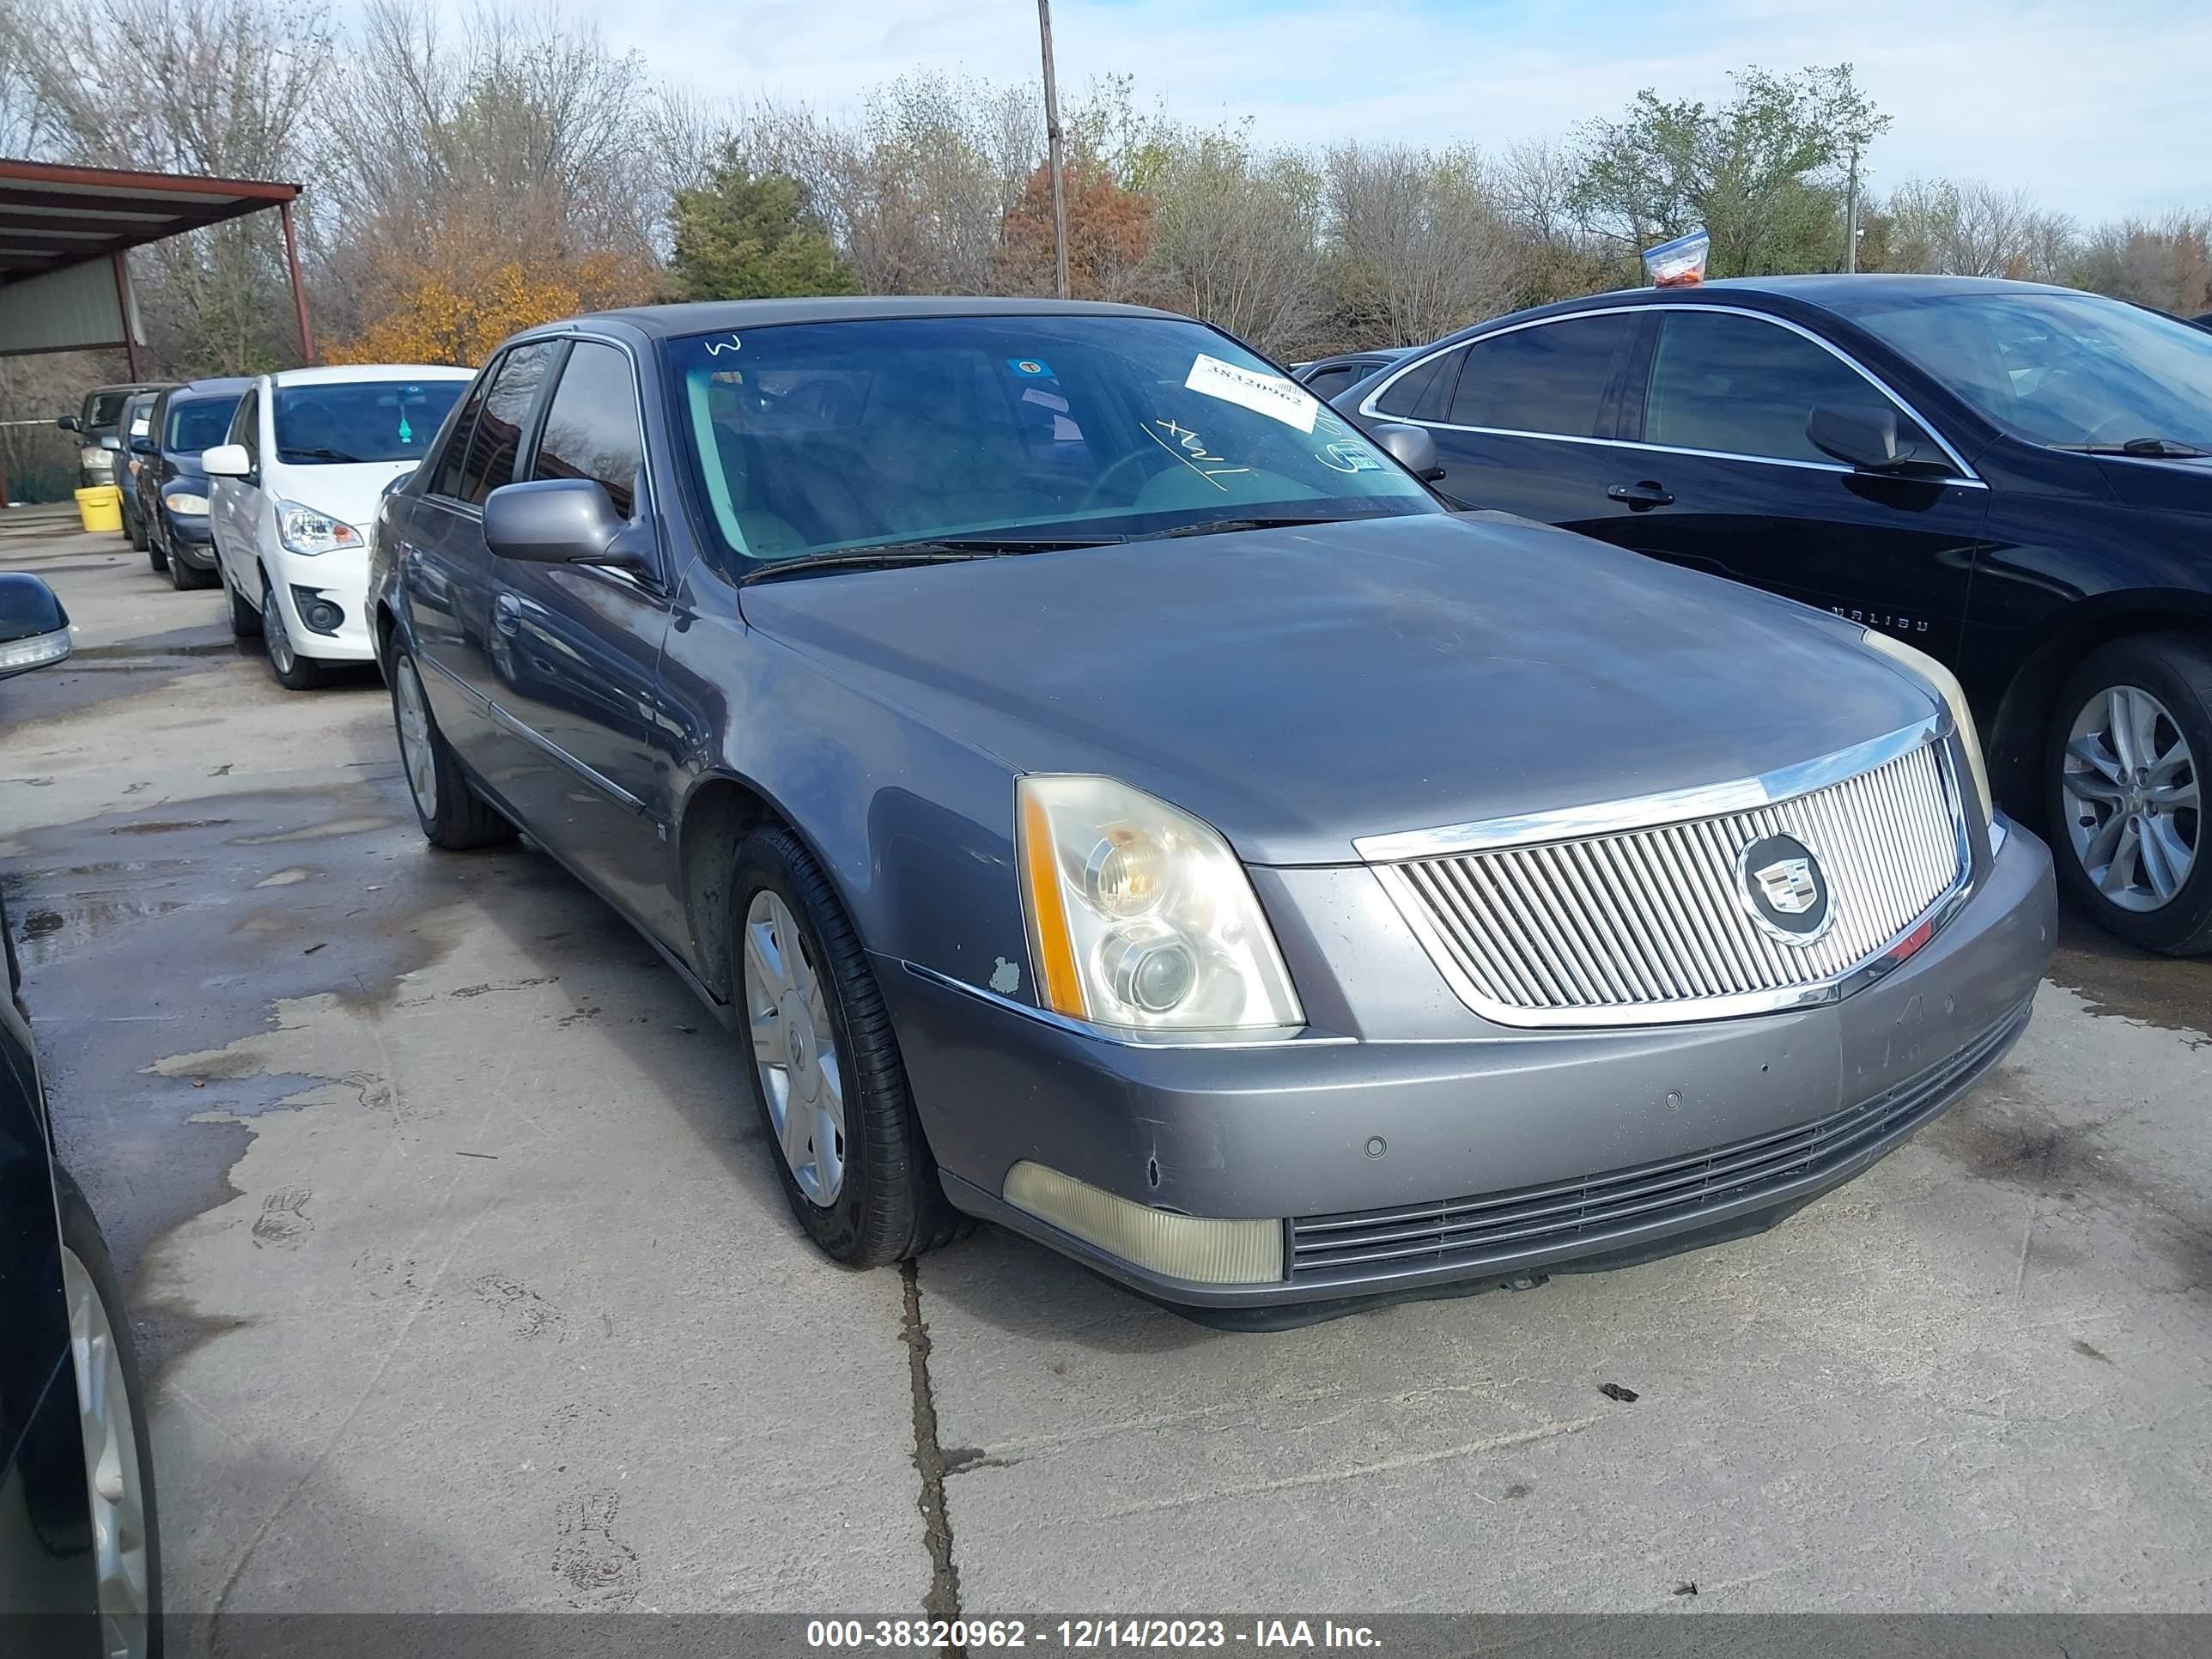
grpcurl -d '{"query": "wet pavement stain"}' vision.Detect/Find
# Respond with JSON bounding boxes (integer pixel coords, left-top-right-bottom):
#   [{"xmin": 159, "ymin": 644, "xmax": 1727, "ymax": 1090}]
[{"xmin": 2048, "ymin": 912, "xmax": 2212, "ymax": 1046}]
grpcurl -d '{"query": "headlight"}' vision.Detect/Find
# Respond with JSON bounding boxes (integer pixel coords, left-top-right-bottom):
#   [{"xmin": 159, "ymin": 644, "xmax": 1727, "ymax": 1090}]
[
  {"xmin": 162, "ymin": 490, "xmax": 210, "ymax": 515},
  {"xmin": 276, "ymin": 501, "xmax": 363, "ymax": 556},
  {"xmin": 1017, "ymin": 775, "xmax": 1303, "ymax": 1037},
  {"xmin": 1862, "ymin": 629, "xmax": 1997, "ymax": 850}
]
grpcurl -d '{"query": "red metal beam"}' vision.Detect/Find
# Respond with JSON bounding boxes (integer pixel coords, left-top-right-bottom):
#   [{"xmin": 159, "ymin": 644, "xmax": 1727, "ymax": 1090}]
[
  {"xmin": 0, "ymin": 157, "xmax": 301, "ymax": 203},
  {"xmin": 279, "ymin": 199, "xmax": 313, "ymax": 364}
]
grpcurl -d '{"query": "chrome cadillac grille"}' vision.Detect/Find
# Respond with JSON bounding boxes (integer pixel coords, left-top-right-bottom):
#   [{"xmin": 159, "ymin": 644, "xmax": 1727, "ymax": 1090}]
[{"xmin": 1373, "ymin": 737, "xmax": 1966, "ymax": 1024}]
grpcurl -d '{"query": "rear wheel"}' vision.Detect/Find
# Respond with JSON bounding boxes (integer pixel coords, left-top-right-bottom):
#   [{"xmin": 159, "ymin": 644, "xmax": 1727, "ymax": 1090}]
[
  {"xmin": 261, "ymin": 574, "xmax": 325, "ymax": 691},
  {"xmin": 732, "ymin": 826, "xmax": 965, "ymax": 1266},
  {"xmin": 390, "ymin": 647, "xmax": 513, "ymax": 849},
  {"xmin": 2048, "ymin": 634, "xmax": 2211, "ymax": 955}
]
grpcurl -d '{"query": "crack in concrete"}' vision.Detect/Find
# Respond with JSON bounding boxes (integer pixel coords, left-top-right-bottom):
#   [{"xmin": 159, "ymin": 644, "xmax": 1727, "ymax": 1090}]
[{"xmin": 900, "ymin": 1259, "xmax": 964, "ymax": 1638}]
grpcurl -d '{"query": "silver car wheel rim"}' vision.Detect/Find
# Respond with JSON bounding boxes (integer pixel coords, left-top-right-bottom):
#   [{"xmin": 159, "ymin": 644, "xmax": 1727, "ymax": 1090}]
[
  {"xmin": 395, "ymin": 660, "xmax": 438, "ymax": 819},
  {"xmin": 63, "ymin": 1246, "xmax": 151, "ymax": 1659},
  {"xmin": 2063, "ymin": 683, "xmax": 2199, "ymax": 913},
  {"xmin": 743, "ymin": 890, "xmax": 846, "ymax": 1206},
  {"xmin": 264, "ymin": 588, "xmax": 295, "ymax": 676}
]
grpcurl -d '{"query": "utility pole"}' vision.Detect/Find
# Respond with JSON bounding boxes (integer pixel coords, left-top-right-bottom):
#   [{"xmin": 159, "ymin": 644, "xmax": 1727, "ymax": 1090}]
[
  {"xmin": 1844, "ymin": 142, "xmax": 1860, "ymax": 274},
  {"xmin": 1036, "ymin": 0, "xmax": 1070, "ymax": 299}
]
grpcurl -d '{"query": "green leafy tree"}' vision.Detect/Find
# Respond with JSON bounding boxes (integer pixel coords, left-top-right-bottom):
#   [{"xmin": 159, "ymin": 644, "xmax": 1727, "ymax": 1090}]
[
  {"xmin": 1571, "ymin": 64, "xmax": 1890, "ymax": 277},
  {"xmin": 669, "ymin": 147, "xmax": 859, "ymax": 301}
]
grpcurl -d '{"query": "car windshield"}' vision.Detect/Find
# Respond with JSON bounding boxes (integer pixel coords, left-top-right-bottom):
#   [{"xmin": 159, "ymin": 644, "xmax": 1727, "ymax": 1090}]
[
  {"xmin": 166, "ymin": 395, "xmax": 240, "ymax": 453},
  {"xmin": 665, "ymin": 313, "xmax": 1439, "ymax": 565},
  {"xmin": 271, "ymin": 380, "xmax": 467, "ymax": 465},
  {"xmin": 1836, "ymin": 289, "xmax": 2212, "ymax": 452}
]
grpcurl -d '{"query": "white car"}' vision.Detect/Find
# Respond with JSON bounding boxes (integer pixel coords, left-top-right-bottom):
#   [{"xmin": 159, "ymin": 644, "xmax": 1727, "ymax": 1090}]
[{"xmin": 203, "ymin": 364, "xmax": 476, "ymax": 689}]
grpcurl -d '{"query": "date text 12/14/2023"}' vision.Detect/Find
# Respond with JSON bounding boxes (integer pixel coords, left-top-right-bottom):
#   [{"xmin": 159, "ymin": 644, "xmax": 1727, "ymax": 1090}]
[{"xmin": 805, "ymin": 1620, "xmax": 1383, "ymax": 1650}]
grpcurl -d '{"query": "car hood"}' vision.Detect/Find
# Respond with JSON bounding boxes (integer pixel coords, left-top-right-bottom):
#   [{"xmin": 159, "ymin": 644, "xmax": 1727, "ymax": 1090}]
[
  {"xmin": 739, "ymin": 512, "xmax": 1940, "ymax": 866},
  {"xmin": 276, "ymin": 461, "xmax": 423, "ymax": 531},
  {"xmin": 2094, "ymin": 453, "xmax": 2212, "ymax": 513}
]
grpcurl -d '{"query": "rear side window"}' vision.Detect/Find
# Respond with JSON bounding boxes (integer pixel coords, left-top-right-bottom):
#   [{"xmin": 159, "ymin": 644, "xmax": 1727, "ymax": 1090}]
[
  {"xmin": 1644, "ymin": 311, "xmax": 1935, "ymax": 464},
  {"xmin": 432, "ymin": 370, "xmax": 493, "ymax": 500},
  {"xmin": 1373, "ymin": 350, "xmax": 1459, "ymax": 421},
  {"xmin": 1447, "ymin": 313, "xmax": 1634, "ymax": 436},
  {"xmin": 531, "ymin": 341, "xmax": 645, "ymax": 518},
  {"xmin": 458, "ymin": 343, "xmax": 558, "ymax": 506},
  {"xmin": 1303, "ymin": 362, "xmax": 1370, "ymax": 402}
]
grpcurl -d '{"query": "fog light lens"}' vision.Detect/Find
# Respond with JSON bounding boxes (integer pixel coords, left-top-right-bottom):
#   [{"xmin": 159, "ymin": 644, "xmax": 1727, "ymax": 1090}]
[
  {"xmin": 1104, "ymin": 923, "xmax": 1197, "ymax": 1012},
  {"xmin": 1004, "ymin": 1160, "xmax": 1284, "ymax": 1285},
  {"xmin": 290, "ymin": 586, "xmax": 344, "ymax": 635}
]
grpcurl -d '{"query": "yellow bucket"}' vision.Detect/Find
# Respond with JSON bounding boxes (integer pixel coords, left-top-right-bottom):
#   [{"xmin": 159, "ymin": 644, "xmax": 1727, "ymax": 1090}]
[{"xmin": 75, "ymin": 484, "xmax": 124, "ymax": 534}]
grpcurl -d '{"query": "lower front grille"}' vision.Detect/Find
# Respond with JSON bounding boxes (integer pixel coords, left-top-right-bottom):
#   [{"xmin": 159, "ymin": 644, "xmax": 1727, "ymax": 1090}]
[{"xmin": 1288, "ymin": 1000, "xmax": 2030, "ymax": 1283}]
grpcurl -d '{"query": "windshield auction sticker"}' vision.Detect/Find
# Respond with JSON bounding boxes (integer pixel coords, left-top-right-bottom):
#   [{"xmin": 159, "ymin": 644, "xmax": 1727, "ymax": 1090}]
[{"xmin": 1183, "ymin": 353, "xmax": 1317, "ymax": 433}]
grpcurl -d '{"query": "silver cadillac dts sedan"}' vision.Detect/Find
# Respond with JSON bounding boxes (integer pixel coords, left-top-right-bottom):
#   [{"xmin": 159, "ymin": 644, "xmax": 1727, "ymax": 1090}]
[{"xmin": 374, "ymin": 298, "xmax": 2057, "ymax": 1324}]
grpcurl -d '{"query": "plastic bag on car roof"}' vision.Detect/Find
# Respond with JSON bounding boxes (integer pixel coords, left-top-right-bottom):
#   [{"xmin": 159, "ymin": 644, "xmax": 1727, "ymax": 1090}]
[{"xmin": 1643, "ymin": 228, "xmax": 1710, "ymax": 288}]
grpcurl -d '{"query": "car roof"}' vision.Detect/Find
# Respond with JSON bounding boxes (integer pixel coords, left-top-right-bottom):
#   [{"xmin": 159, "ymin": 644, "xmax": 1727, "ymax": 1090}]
[
  {"xmin": 170, "ymin": 376, "xmax": 251, "ymax": 401},
  {"xmin": 266, "ymin": 363, "xmax": 477, "ymax": 387},
  {"xmin": 566, "ymin": 295, "xmax": 1187, "ymax": 338}
]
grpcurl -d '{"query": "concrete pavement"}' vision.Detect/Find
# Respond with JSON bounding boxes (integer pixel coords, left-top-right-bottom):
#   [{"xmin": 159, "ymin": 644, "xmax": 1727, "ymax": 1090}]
[{"xmin": 3, "ymin": 506, "xmax": 2207, "ymax": 1632}]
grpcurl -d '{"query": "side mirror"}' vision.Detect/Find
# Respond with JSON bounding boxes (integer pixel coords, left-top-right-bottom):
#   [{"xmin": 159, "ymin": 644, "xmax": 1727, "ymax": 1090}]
[
  {"xmin": 1807, "ymin": 404, "xmax": 1935, "ymax": 474},
  {"xmin": 1370, "ymin": 422, "xmax": 1446, "ymax": 482},
  {"xmin": 131, "ymin": 435, "xmax": 156, "ymax": 456},
  {"xmin": 484, "ymin": 478, "xmax": 643, "ymax": 572},
  {"xmin": 56, "ymin": 415, "xmax": 79, "ymax": 433},
  {"xmin": 0, "ymin": 574, "xmax": 73, "ymax": 679},
  {"xmin": 200, "ymin": 444, "xmax": 252, "ymax": 478},
  {"xmin": 98, "ymin": 433, "xmax": 122, "ymax": 453}
]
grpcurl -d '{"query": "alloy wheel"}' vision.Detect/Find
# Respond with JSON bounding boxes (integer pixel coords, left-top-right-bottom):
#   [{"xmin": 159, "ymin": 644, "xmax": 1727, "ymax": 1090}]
[
  {"xmin": 264, "ymin": 586, "xmax": 296, "ymax": 678},
  {"xmin": 743, "ymin": 890, "xmax": 847, "ymax": 1205},
  {"xmin": 62, "ymin": 1246, "xmax": 151, "ymax": 1659},
  {"xmin": 2062, "ymin": 683, "xmax": 2200, "ymax": 912},
  {"xmin": 394, "ymin": 659, "xmax": 438, "ymax": 819}
]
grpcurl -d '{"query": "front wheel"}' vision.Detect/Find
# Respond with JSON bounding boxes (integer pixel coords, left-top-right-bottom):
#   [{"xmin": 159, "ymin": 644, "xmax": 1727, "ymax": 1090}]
[
  {"xmin": 2048, "ymin": 634, "xmax": 2211, "ymax": 955},
  {"xmin": 732, "ymin": 827, "xmax": 966, "ymax": 1267},
  {"xmin": 260, "ymin": 575, "xmax": 325, "ymax": 690},
  {"xmin": 55, "ymin": 1168, "xmax": 162, "ymax": 1659}
]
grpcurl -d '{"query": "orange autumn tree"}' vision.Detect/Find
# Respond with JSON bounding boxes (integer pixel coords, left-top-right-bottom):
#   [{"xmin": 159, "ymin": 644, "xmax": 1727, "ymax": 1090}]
[
  {"xmin": 329, "ymin": 236, "xmax": 656, "ymax": 368},
  {"xmin": 994, "ymin": 153, "xmax": 1154, "ymax": 301}
]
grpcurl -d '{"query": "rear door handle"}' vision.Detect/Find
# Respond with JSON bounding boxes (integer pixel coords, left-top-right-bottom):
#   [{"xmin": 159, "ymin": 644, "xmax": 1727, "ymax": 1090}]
[{"xmin": 1607, "ymin": 480, "xmax": 1674, "ymax": 510}]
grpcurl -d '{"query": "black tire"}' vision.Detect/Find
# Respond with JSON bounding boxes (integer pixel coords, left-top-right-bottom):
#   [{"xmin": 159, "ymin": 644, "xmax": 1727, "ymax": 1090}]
[
  {"xmin": 167, "ymin": 542, "xmax": 210, "ymax": 591},
  {"xmin": 52, "ymin": 1166, "xmax": 164, "ymax": 1658},
  {"xmin": 128, "ymin": 500, "xmax": 149, "ymax": 552},
  {"xmin": 732, "ymin": 826, "xmax": 967, "ymax": 1267},
  {"xmin": 260, "ymin": 574, "xmax": 325, "ymax": 691},
  {"xmin": 2046, "ymin": 633, "xmax": 2212, "ymax": 956},
  {"xmin": 142, "ymin": 517, "xmax": 164, "ymax": 567},
  {"xmin": 388, "ymin": 647, "xmax": 514, "ymax": 850},
  {"xmin": 225, "ymin": 568, "xmax": 261, "ymax": 637}
]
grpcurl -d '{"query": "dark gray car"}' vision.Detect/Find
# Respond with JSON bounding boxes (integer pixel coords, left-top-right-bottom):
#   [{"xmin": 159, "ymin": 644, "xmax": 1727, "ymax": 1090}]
[{"xmin": 369, "ymin": 297, "xmax": 2056, "ymax": 1322}]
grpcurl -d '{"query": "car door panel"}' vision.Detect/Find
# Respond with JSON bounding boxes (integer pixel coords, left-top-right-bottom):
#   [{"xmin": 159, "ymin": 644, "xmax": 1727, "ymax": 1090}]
[
  {"xmin": 1610, "ymin": 308, "xmax": 1990, "ymax": 664},
  {"xmin": 483, "ymin": 337, "xmax": 687, "ymax": 947}
]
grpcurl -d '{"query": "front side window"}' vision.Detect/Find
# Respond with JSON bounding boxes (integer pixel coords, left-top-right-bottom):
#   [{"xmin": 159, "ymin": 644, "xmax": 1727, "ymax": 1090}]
[
  {"xmin": 532, "ymin": 341, "xmax": 644, "ymax": 518},
  {"xmin": 1448, "ymin": 313, "xmax": 1634, "ymax": 436},
  {"xmin": 271, "ymin": 379, "xmax": 469, "ymax": 466},
  {"xmin": 166, "ymin": 394, "xmax": 241, "ymax": 455},
  {"xmin": 1833, "ymin": 288, "xmax": 2212, "ymax": 453},
  {"xmin": 1372, "ymin": 350, "xmax": 1459, "ymax": 421},
  {"xmin": 458, "ymin": 344, "xmax": 557, "ymax": 504},
  {"xmin": 229, "ymin": 390, "xmax": 259, "ymax": 464},
  {"xmin": 86, "ymin": 391, "xmax": 131, "ymax": 429},
  {"xmin": 1645, "ymin": 310, "xmax": 1932, "ymax": 465},
  {"xmin": 666, "ymin": 314, "xmax": 1439, "ymax": 566}
]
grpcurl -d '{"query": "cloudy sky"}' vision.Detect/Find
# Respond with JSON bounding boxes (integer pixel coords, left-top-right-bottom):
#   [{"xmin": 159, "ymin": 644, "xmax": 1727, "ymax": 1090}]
[{"xmin": 580, "ymin": 0, "xmax": 2210, "ymax": 225}]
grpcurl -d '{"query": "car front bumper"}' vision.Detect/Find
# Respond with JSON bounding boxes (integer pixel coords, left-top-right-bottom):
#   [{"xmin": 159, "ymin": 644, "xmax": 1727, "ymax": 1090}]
[
  {"xmin": 884, "ymin": 821, "xmax": 2056, "ymax": 1316},
  {"xmin": 265, "ymin": 546, "xmax": 375, "ymax": 662},
  {"xmin": 161, "ymin": 511, "xmax": 217, "ymax": 567}
]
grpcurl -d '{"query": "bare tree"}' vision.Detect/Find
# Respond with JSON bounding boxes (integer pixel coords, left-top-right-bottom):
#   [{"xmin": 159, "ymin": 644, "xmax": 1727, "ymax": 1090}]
[
  {"xmin": 1881, "ymin": 178, "xmax": 2070, "ymax": 279},
  {"xmin": 1322, "ymin": 143, "xmax": 1517, "ymax": 345},
  {"xmin": 3, "ymin": 0, "xmax": 331, "ymax": 373},
  {"xmin": 1147, "ymin": 125, "xmax": 1324, "ymax": 356},
  {"xmin": 2069, "ymin": 210, "xmax": 2212, "ymax": 313}
]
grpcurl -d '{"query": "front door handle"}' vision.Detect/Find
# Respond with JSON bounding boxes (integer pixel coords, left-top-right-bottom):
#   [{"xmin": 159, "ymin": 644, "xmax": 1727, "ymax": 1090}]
[
  {"xmin": 493, "ymin": 593, "xmax": 522, "ymax": 635},
  {"xmin": 1607, "ymin": 480, "xmax": 1674, "ymax": 510}
]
